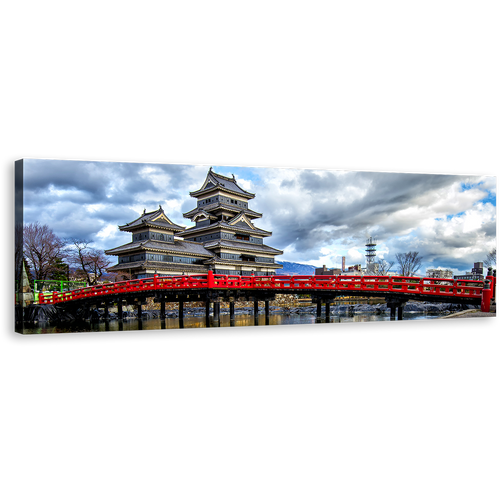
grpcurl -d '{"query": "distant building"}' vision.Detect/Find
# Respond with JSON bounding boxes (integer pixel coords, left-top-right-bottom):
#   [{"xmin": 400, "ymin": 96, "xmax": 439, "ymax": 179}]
[
  {"xmin": 454, "ymin": 262, "xmax": 484, "ymax": 280},
  {"xmin": 426, "ymin": 269, "xmax": 453, "ymax": 279},
  {"xmin": 315, "ymin": 265, "xmax": 341, "ymax": 276}
]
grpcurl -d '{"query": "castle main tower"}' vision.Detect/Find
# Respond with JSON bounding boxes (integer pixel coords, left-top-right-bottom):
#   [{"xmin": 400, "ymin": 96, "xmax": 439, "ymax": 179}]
[{"xmin": 179, "ymin": 168, "xmax": 283, "ymax": 276}]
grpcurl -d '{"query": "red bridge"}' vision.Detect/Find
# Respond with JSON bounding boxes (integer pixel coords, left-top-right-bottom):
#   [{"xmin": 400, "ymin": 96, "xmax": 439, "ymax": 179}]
[
  {"xmin": 39, "ymin": 272, "xmax": 490, "ymax": 303},
  {"xmin": 38, "ymin": 271, "xmax": 495, "ymax": 322}
]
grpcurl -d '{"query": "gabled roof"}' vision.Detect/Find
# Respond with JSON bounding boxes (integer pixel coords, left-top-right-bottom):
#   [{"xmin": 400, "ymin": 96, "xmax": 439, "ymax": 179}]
[
  {"xmin": 202, "ymin": 255, "xmax": 283, "ymax": 268},
  {"xmin": 190, "ymin": 167, "xmax": 255, "ymax": 199},
  {"xmin": 183, "ymin": 203, "xmax": 263, "ymax": 220},
  {"xmin": 119, "ymin": 206, "xmax": 185, "ymax": 233},
  {"xmin": 178, "ymin": 220, "xmax": 272, "ymax": 237},
  {"xmin": 226, "ymin": 211, "xmax": 256, "ymax": 229},
  {"xmin": 192, "ymin": 210, "xmax": 217, "ymax": 222},
  {"xmin": 106, "ymin": 238, "xmax": 215, "ymax": 257},
  {"xmin": 203, "ymin": 239, "xmax": 283, "ymax": 255}
]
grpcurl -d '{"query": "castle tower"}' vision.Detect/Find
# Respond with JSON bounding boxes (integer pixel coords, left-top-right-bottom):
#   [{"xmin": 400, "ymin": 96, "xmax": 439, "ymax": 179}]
[
  {"xmin": 179, "ymin": 168, "xmax": 283, "ymax": 276},
  {"xmin": 106, "ymin": 205, "xmax": 214, "ymax": 279}
]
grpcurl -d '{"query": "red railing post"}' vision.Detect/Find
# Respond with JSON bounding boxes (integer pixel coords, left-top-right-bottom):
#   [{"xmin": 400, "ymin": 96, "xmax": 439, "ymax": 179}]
[
  {"xmin": 486, "ymin": 268, "xmax": 496, "ymax": 302},
  {"xmin": 481, "ymin": 279, "xmax": 493, "ymax": 312},
  {"xmin": 493, "ymin": 273, "xmax": 496, "ymax": 302},
  {"xmin": 208, "ymin": 270, "xmax": 214, "ymax": 288}
]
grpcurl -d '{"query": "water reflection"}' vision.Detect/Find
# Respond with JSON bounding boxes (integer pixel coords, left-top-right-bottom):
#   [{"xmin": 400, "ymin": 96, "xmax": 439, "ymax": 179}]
[{"xmin": 21, "ymin": 311, "xmax": 444, "ymax": 334}]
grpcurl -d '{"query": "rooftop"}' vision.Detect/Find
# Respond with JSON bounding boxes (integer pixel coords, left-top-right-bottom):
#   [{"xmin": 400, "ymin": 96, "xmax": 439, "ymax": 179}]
[
  {"xmin": 183, "ymin": 202, "xmax": 262, "ymax": 220},
  {"xmin": 190, "ymin": 168, "xmax": 255, "ymax": 199},
  {"xmin": 203, "ymin": 239, "xmax": 283, "ymax": 255},
  {"xmin": 106, "ymin": 238, "xmax": 215, "ymax": 257},
  {"xmin": 178, "ymin": 220, "xmax": 272, "ymax": 237},
  {"xmin": 119, "ymin": 206, "xmax": 185, "ymax": 233}
]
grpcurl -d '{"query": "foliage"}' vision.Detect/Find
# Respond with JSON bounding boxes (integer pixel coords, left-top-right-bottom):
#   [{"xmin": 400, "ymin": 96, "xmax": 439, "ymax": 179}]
[{"xmin": 48, "ymin": 257, "xmax": 70, "ymax": 281}]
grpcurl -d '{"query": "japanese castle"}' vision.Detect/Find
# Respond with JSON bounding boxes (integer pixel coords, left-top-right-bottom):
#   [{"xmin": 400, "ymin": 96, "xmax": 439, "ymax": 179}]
[{"xmin": 106, "ymin": 168, "xmax": 283, "ymax": 278}]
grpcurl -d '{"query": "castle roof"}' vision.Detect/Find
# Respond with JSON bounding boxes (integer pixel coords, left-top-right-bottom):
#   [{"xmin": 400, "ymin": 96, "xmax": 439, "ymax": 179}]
[
  {"xmin": 190, "ymin": 167, "xmax": 255, "ymax": 199},
  {"xmin": 183, "ymin": 202, "xmax": 263, "ymax": 220},
  {"xmin": 105, "ymin": 238, "xmax": 214, "ymax": 258},
  {"xmin": 203, "ymin": 239, "xmax": 283, "ymax": 255},
  {"xmin": 179, "ymin": 211, "xmax": 272, "ymax": 238},
  {"xmin": 119, "ymin": 206, "xmax": 185, "ymax": 233}
]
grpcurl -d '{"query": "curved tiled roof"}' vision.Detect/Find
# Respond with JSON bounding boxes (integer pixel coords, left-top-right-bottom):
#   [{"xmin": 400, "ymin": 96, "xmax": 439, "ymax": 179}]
[
  {"xmin": 178, "ymin": 221, "xmax": 272, "ymax": 237},
  {"xmin": 183, "ymin": 202, "xmax": 262, "ymax": 220},
  {"xmin": 203, "ymin": 239, "xmax": 283, "ymax": 255},
  {"xmin": 190, "ymin": 168, "xmax": 255, "ymax": 199},
  {"xmin": 119, "ymin": 206, "xmax": 185, "ymax": 232},
  {"xmin": 202, "ymin": 255, "xmax": 283, "ymax": 268},
  {"xmin": 106, "ymin": 238, "xmax": 215, "ymax": 257}
]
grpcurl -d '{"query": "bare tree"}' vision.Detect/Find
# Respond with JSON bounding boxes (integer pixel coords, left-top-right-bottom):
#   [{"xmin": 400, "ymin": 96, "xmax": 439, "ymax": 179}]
[
  {"xmin": 484, "ymin": 247, "xmax": 496, "ymax": 267},
  {"xmin": 15, "ymin": 223, "xmax": 24, "ymax": 292},
  {"xmin": 374, "ymin": 257, "xmax": 394, "ymax": 276},
  {"xmin": 67, "ymin": 240, "xmax": 112, "ymax": 286},
  {"xmin": 23, "ymin": 222, "xmax": 67, "ymax": 281},
  {"xmin": 395, "ymin": 251, "xmax": 423, "ymax": 276}
]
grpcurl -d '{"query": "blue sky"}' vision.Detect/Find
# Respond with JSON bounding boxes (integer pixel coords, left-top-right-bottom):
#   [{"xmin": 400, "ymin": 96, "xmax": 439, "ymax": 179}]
[{"xmin": 22, "ymin": 159, "xmax": 496, "ymax": 275}]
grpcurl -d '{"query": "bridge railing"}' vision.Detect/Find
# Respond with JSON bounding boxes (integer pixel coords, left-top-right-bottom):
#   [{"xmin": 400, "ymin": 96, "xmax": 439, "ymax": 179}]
[
  {"xmin": 38, "ymin": 272, "xmax": 489, "ymax": 305},
  {"xmin": 451, "ymin": 279, "xmax": 484, "ymax": 297}
]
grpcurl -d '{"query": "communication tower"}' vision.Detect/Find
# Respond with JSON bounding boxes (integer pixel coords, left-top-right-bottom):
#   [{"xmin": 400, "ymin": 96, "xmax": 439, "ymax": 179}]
[{"xmin": 365, "ymin": 237, "xmax": 377, "ymax": 274}]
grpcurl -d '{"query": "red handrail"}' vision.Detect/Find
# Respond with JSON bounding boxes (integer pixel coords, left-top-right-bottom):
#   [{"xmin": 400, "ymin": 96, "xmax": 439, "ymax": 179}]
[{"xmin": 37, "ymin": 274, "xmax": 488, "ymax": 305}]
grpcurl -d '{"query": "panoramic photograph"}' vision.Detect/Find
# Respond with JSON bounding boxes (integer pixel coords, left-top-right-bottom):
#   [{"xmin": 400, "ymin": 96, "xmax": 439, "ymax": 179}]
[{"xmin": 15, "ymin": 159, "xmax": 497, "ymax": 334}]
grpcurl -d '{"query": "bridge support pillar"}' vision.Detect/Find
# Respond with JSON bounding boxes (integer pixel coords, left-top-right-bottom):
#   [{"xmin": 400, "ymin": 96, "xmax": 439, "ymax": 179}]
[
  {"xmin": 160, "ymin": 298, "xmax": 166, "ymax": 320},
  {"xmin": 117, "ymin": 301, "xmax": 123, "ymax": 320},
  {"xmin": 316, "ymin": 300, "xmax": 322, "ymax": 318},
  {"xmin": 205, "ymin": 300, "xmax": 210, "ymax": 326},
  {"xmin": 326, "ymin": 302, "xmax": 331, "ymax": 321},
  {"xmin": 213, "ymin": 301, "xmax": 220, "ymax": 325},
  {"xmin": 389, "ymin": 306, "xmax": 396, "ymax": 320},
  {"xmin": 386, "ymin": 298, "xmax": 406, "ymax": 321},
  {"xmin": 103, "ymin": 301, "xmax": 109, "ymax": 321},
  {"xmin": 179, "ymin": 300, "xmax": 184, "ymax": 320},
  {"xmin": 265, "ymin": 299, "xmax": 270, "ymax": 318},
  {"xmin": 137, "ymin": 302, "xmax": 142, "ymax": 319},
  {"xmin": 229, "ymin": 298, "xmax": 235, "ymax": 322}
]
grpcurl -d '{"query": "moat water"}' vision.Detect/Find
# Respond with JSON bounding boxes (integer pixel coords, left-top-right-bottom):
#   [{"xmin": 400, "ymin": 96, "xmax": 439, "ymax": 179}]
[{"xmin": 21, "ymin": 310, "xmax": 446, "ymax": 334}]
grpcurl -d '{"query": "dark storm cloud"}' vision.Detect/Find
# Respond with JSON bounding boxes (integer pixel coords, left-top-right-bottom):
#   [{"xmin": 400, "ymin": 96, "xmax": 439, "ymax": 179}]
[
  {"xmin": 255, "ymin": 170, "xmax": 466, "ymax": 253},
  {"xmin": 247, "ymin": 168, "xmax": 495, "ymax": 271},
  {"xmin": 24, "ymin": 160, "xmax": 107, "ymax": 195}
]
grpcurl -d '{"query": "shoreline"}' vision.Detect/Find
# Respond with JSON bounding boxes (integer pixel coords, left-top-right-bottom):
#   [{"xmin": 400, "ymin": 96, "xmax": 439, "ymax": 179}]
[{"xmin": 440, "ymin": 309, "xmax": 496, "ymax": 319}]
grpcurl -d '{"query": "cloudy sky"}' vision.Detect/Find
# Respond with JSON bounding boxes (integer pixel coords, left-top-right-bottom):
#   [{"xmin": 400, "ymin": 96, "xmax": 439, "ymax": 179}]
[{"xmin": 21, "ymin": 159, "xmax": 496, "ymax": 275}]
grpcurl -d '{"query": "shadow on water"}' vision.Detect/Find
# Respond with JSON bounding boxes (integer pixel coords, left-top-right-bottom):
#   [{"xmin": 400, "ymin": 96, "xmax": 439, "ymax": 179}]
[{"xmin": 21, "ymin": 311, "xmax": 444, "ymax": 334}]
